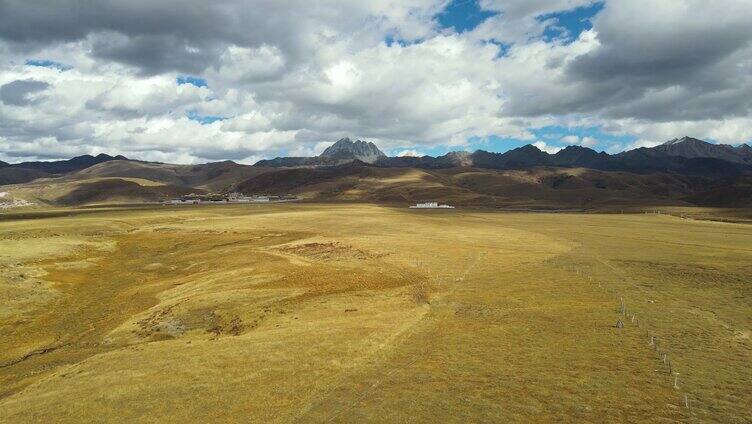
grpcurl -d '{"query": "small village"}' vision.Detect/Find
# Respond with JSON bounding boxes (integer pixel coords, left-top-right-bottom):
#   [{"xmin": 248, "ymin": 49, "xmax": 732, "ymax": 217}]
[
  {"xmin": 0, "ymin": 192, "xmax": 35, "ymax": 210},
  {"xmin": 409, "ymin": 202, "xmax": 455, "ymax": 209},
  {"xmin": 166, "ymin": 192, "xmax": 298, "ymax": 205}
]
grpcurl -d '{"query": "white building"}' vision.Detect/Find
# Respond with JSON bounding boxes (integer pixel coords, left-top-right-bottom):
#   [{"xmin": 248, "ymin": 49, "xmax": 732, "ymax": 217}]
[{"xmin": 410, "ymin": 202, "xmax": 455, "ymax": 209}]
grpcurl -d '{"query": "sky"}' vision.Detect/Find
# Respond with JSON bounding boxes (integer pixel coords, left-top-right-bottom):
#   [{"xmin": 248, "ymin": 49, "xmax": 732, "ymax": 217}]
[{"xmin": 0, "ymin": 0, "xmax": 751, "ymax": 164}]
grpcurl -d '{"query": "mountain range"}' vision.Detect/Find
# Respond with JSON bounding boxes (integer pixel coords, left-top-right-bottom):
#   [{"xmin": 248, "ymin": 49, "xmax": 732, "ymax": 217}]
[
  {"xmin": 256, "ymin": 136, "xmax": 752, "ymax": 177},
  {"xmin": 2, "ymin": 136, "xmax": 751, "ymax": 209}
]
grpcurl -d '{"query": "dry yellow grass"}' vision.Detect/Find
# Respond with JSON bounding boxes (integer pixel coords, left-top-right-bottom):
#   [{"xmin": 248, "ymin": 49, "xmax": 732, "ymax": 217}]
[{"xmin": 0, "ymin": 204, "xmax": 750, "ymax": 423}]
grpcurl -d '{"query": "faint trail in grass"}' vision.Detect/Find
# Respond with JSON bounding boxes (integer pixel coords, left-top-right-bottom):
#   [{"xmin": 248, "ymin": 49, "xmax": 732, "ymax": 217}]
[
  {"xmin": 0, "ymin": 342, "xmax": 68, "ymax": 369},
  {"xmin": 299, "ymin": 253, "xmax": 484, "ymax": 424}
]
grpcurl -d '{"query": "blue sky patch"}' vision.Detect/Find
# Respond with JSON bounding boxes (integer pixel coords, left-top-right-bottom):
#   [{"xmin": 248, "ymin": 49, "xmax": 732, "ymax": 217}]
[
  {"xmin": 467, "ymin": 136, "xmax": 535, "ymax": 153},
  {"xmin": 389, "ymin": 126, "xmax": 638, "ymax": 157},
  {"xmin": 437, "ymin": 0, "xmax": 497, "ymax": 33},
  {"xmin": 25, "ymin": 59, "xmax": 72, "ymax": 71},
  {"xmin": 186, "ymin": 111, "xmax": 225, "ymax": 124},
  {"xmin": 177, "ymin": 76, "xmax": 208, "ymax": 88},
  {"xmin": 539, "ymin": 2, "xmax": 604, "ymax": 42},
  {"xmin": 532, "ymin": 125, "xmax": 636, "ymax": 152},
  {"xmin": 486, "ymin": 40, "xmax": 512, "ymax": 58},
  {"xmin": 388, "ymin": 136, "xmax": 530, "ymax": 157},
  {"xmin": 384, "ymin": 35, "xmax": 409, "ymax": 48}
]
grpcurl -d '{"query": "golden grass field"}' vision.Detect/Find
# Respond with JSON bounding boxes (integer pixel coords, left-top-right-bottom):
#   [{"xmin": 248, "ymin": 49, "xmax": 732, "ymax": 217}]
[{"xmin": 1, "ymin": 204, "xmax": 750, "ymax": 423}]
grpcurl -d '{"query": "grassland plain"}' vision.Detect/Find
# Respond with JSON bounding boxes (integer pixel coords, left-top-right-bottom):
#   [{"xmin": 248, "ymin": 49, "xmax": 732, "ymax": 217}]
[{"xmin": 0, "ymin": 204, "xmax": 750, "ymax": 423}]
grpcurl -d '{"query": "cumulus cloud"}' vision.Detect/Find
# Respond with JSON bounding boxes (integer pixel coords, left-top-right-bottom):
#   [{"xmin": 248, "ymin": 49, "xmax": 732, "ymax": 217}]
[
  {"xmin": 561, "ymin": 135, "xmax": 597, "ymax": 147},
  {"xmin": 0, "ymin": 79, "xmax": 49, "ymax": 106},
  {"xmin": 476, "ymin": 0, "xmax": 597, "ymax": 42},
  {"xmin": 564, "ymin": 0, "xmax": 752, "ymax": 121},
  {"xmin": 0, "ymin": 0, "xmax": 443, "ymax": 74},
  {"xmin": 533, "ymin": 141, "xmax": 562, "ymax": 154},
  {"xmin": 396, "ymin": 149, "xmax": 423, "ymax": 157},
  {"xmin": 0, "ymin": 0, "xmax": 750, "ymax": 163}
]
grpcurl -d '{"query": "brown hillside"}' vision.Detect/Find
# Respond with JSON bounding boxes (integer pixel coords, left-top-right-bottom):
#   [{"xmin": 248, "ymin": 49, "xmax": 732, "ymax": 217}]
[
  {"xmin": 0, "ymin": 168, "xmax": 52, "ymax": 186},
  {"xmin": 233, "ymin": 163, "xmax": 719, "ymax": 209},
  {"xmin": 55, "ymin": 179, "xmax": 201, "ymax": 206},
  {"xmin": 73, "ymin": 160, "xmax": 271, "ymax": 192}
]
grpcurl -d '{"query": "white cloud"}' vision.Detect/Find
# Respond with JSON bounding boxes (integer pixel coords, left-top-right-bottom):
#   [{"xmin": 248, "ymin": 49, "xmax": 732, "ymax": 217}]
[
  {"xmin": 561, "ymin": 135, "xmax": 579, "ymax": 144},
  {"xmin": 475, "ymin": 0, "xmax": 597, "ymax": 42},
  {"xmin": 533, "ymin": 141, "xmax": 562, "ymax": 154},
  {"xmin": 580, "ymin": 137, "xmax": 598, "ymax": 148},
  {"xmin": 208, "ymin": 45, "xmax": 287, "ymax": 85},
  {"xmin": 604, "ymin": 117, "xmax": 752, "ymax": 146},
  {"xmin": 608, "ymin": 138, "xmax": 662, "ymax": 153},
  {"xmin": 561, "ymin": 135, "xmax": 598, "ymax": 147},
  {"xmin": 396, "ymin": 149, "xmax": 423, "ymax": 157}
]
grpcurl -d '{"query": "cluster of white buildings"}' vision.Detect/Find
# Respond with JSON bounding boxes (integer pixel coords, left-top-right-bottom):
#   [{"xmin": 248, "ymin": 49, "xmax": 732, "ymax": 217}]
[
  {"xmin": 228, "ymin": 193, "xmax": 297, "ymax": 203},
  {"xmin": 409, "ymin": 202, "xmax": 455, "ymax": 209},
  {"xmin": 0, "ymin": 192, "xmax": 35, "ymax": 209},
  {"xmin": 227, "ymin": 193, "xmax": 271, "ymax": 203},
  {"xmin": 166, "ymin": 192, "xmax": 297, "ymax": 205}
]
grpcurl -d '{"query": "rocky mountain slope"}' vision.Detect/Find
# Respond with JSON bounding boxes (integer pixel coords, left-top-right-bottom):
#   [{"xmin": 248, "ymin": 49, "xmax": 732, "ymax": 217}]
[
  {"xmin": 320, "ymin": 138, "xmax": 386, "ymax": 163},
  {"xmin": 256, "ymin": 138, "xmax": 386, "ymax": 167},
  {"xmin": 653, "ymin": 136, "xmax": 752, "ymax": 163}
]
